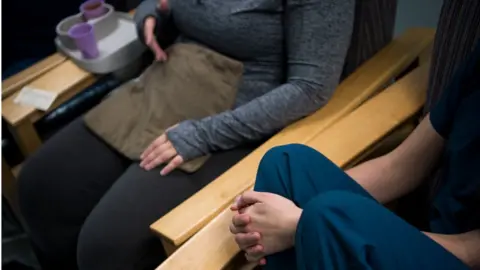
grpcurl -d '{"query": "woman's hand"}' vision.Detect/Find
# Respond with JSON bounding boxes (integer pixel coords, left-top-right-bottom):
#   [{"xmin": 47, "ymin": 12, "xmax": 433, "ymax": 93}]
[
  {"xmin": 143, "ymin": 0, "xmax": 169, "ymax": 61},
  {"xmin": 140, "ymin": 127, "xmax": 184, "ymax": 175},
  {"xmin": 229, "ymin": 191, "xmax": 303, "ymax": 264}
]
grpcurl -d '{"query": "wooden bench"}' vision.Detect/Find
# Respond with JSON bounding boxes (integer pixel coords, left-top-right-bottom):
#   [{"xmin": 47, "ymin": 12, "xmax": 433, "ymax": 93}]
[
  {"xmin": 149, "ymin": 28, "xmax": 436, "ymax": 252},
  {"xmin": 2, "ymin": 21, "xmax": 433, "ymax": 269},
  {"xmin": 156, "ymin": 56, "xmax": 431, "ymax": 270}
]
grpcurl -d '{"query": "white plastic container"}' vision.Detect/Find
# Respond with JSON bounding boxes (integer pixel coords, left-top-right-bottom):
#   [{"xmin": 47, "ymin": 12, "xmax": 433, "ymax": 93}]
[{"xmin": 55, "ymin": 4, "xmax": 146, "ymax": 74}]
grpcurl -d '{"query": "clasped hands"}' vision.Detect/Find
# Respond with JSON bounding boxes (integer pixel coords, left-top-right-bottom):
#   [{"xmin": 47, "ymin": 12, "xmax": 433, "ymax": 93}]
[{"xmin": 229, "ymin": 191, "xmax": 303, "ymax": 265}]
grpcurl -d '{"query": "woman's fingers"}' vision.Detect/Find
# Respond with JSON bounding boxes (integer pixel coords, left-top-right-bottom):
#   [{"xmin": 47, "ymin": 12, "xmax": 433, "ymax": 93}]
[
  {"xmin": 140, "ymin": 131, "xmax": 184, "ymax": 173},
  {"xmin": 140, "ymin": 138, "xmax": 170, "ymax": 168},
  {"xmin": 141, "ymin": 142, "xmax": 175, "ymax": 169},
  {"xmin": 160, "ymin": 155, "xmax": 184, "ymax": 176},
  {"xmin": 144, "ymin": 147, "xmax": 177, "ymax": 170},
  {"xmin": 155, "ymin": 0, "xmax": 169, "ymax": 62},
  {"xmin": 141, "ymin": 134, "xmax": 167, "ymax": 159},
  {"xmin": 150, "ymin": 40, "xmax": 167, "ymax": 61}
]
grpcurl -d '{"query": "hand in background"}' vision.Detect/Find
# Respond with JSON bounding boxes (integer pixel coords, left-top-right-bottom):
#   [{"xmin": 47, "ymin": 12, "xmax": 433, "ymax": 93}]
[{"xmin": 143, "ymin": 0, "xmax": 169, "ymax": 61}]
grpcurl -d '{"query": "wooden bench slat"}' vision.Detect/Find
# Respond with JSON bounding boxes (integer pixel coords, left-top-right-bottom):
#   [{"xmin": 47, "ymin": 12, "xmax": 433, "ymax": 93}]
[
  {"xmin": 308, "ymin": 63, "xmax": 429, "ymax": 165},
  {"xmin": 2, "ymin": 61, "xmax": 96, "ymax": 126},
  {"xmin": 150, "ymin": 28, "xmax": 435, "ymax": 247},
  {"xmin": 2, "ymin": 53, "xmax": 67, "ymax": 100},
  {"xmin": 156, "ymin": 62, "xmax": 430, "ymax": 270}
]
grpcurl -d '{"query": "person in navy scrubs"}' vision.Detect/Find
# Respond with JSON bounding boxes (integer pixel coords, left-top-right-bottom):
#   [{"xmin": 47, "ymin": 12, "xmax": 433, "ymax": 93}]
[{"xmin": 229, "ymin": 42, "xmax": 480, "ymax": 269}]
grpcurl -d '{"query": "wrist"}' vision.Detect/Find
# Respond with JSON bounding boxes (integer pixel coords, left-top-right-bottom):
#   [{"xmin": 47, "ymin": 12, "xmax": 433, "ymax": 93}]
[
  {"xmin": 288, "ymin": 208, "xmax": 303, "ymax": 247},
  {"xmin": 457, "ymin": 230, "xmax": 480, "ymax": 268},
  {"xmin": 424, "ymin": 230, "xmax": 480, "ymax": 268}
]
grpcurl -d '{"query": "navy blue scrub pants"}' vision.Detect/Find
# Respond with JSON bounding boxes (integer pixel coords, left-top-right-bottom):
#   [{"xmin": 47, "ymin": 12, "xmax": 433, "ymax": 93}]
[{"xmin": 254, "ymin": 144, "xmax": 468, "ymax": 270}]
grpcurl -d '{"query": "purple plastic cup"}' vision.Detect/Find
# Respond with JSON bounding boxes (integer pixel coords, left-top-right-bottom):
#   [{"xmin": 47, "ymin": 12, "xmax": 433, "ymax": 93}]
[
  {"xmin": 68, "ymin": 23, "xmax": 100, "ymax": 59},
  {"xmin": 80, "ymin": 0, "xmax": 107, "ymax": 20}
]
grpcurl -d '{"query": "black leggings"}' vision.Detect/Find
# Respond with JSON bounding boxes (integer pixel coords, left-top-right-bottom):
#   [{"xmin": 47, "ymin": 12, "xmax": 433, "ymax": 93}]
[{"xmin": 17, "ymin": 118, "xmax": 253, "ymax": 270}]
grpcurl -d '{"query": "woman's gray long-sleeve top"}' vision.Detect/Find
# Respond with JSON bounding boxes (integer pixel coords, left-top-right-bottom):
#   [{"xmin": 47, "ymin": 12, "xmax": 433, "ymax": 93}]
[{"xmin": 134, "ymin": 0, "xmax": 354, "ymax": 161}]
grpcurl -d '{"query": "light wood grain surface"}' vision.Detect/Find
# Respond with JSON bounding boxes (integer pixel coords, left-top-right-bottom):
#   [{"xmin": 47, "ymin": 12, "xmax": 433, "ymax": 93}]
[
  {"xmin": 2, "ymin": 61, "xmax": 96, "ymax": 126},
  {"xmin": 2, "ymin": 53, "xmax": 67, "ymax": 100},
  {"xmin": 150, "ymin": 28, "xmax": 435, "ymax": 247},
  {"xmin": 156, "ymin": 61, "xmax": 430, "ymax": 270}
]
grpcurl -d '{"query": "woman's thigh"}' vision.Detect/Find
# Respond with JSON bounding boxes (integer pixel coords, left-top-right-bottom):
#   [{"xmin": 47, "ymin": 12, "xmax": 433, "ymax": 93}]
[
  {"xmin": 77, "ymin": 146, "xmax": 254, "ymax": 270},
  {"xmin": 17, "ymin": 118, "xmax": 129, "ymax": 264}
]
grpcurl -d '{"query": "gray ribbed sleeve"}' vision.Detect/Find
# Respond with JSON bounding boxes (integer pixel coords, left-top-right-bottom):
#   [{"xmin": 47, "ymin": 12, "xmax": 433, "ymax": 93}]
[{"xmin": 167, "ymin": 0, "xmax": 355, "ymax": 161}]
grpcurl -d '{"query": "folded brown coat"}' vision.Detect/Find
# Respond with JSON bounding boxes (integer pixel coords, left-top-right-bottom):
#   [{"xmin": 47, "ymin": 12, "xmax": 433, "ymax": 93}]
[{"xmin": 84, "ymin": 43, "xmax": 243, "ymax": 172}]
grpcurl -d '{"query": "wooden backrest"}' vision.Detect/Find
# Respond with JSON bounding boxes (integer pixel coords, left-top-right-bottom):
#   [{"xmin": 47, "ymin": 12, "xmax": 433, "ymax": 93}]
[
  {"xmin": 425, "ymin": 0, "xmax": 480, "ymax": 111},
  {"xmin": 150, "ymin": 28, "xmax": 436, "ymax": 247},
  {"xmin": 341, "ymin": 0, "xmax": 398, "ymax": 79}
]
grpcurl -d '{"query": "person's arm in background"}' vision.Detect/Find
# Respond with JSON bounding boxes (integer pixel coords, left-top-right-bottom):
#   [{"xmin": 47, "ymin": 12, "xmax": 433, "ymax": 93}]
[
  {"xmin": 166, "ymin": 0, "xmax": 355, "ymax": 161},
  {"xmin": 346, "ymin": 115, "xmax": 445, "ymax": 204},
  {"xmin": 134, "ymin": 0, "xmax": 178, "ymax": 61}
]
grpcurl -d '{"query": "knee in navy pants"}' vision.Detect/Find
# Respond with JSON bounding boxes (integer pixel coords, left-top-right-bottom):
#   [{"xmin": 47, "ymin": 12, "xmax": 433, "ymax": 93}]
[
  {"xmin": 295, "ymin": 191, "xmax": 467, "ymax": 270},
  {"xmin": 253, "ymin": 144, "xmax": 468, "ymax": 270},
  {"xmin": 254, "ymin": 144, "xmax": 371, "ymax": 203}
]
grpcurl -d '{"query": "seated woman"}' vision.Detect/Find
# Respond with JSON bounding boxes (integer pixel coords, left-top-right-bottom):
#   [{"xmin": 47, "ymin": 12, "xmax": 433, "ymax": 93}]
[
  {"xmin": 230, "ymin": 19, "xmax": 480, "ymax": 270},
  {"xmin": 17, "ymin": 0, "xmax": 355, "ymax": 269}
]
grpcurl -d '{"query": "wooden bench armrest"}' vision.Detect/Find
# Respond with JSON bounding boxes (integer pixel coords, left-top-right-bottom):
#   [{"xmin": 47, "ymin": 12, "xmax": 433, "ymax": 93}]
[
  {"xmin": 2, "ymin": 53, "xmax": 67, "ymax": 100},
  {"xmin": 2, "ymin": 60, "xmax": 96, "ymax": 126},
  {"xmin": 151, "ymin": 28, "xmax": 435, "ymax": 247},
  {"xmin": 156, "ymin": 62, "xmax": 430, "ymax": 270}
]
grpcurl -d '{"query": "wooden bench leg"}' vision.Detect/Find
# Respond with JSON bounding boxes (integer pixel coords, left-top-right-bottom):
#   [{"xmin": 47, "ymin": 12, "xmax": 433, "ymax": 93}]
[
  {"xmin": 2, "ymin": 157, "xmax": 26, "ymax": 228},
  {"xmin": 9, "ymin": 120, "xmax": 42, "ymax": 157},
  {"xmin": 161, "ymin": 238, "xmax": 179, "ymax": 256}
]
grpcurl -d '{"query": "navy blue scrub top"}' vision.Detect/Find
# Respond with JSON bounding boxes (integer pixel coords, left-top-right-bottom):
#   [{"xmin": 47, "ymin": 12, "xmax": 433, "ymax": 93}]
[{"xmin": 429, "ymin": 42, "xmax": 480, "ymax": 234}]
